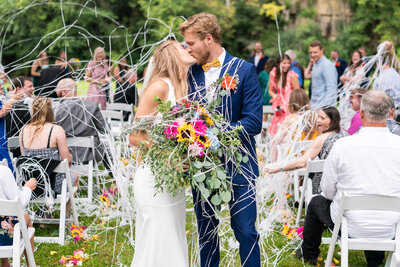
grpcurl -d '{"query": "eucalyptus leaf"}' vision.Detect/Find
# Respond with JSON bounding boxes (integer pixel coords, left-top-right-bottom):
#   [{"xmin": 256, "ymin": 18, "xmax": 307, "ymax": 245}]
[
  {"xmin": 211, "ymin": 194, "xmax": 222, "ymax": 205},
  {"xmin": 194, "ymin": 161, "xmax": 203, "ymax": 169},
  {"xmin": 194, "ymin": 173, "xmax": 206, "ymax": 182},
  {"xmin": 212, "ymin": 179, "xmax": 221, "ymax": 189},
  {"xmin": 242, "ymin": 155, "xmax": 249, "ymax": 163},
  {"xmin": 220, "ymin": 191, "xmax": 232, "ymax": 203},
  {"xmin": 217, "ymin": 169, "xmax": 226, "ymax": 180},
  {"xmin": 219, "ymin": 90, "xmax": 227, "ymax": 97},
  {"xmin": 201, "ymin": 188, "xmax": 210, "ymax": 199},
  {"xmin": 211, "ymin": 127, "xmax": 219, "ymax": 135}
]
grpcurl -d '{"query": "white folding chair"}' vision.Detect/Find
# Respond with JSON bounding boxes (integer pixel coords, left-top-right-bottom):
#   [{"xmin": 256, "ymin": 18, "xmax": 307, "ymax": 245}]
[
  {"xmin": 20, "ymin": 159, "xmax": 79, "ymax": 245},
  {"xmin": 106, "ymin": 102, "xmax": 134, "ymax": 124},
  {"xmin": 7, "ymin": 136, "xmax": 20, "ymax": 160},
  {"xmin": 67, "ymin": 137, "xmax": 95, "ymax": 203},
  {"xmin": 289, "ymin": 141, "xmax": 313, "ymax": 202},
  {"xmin": 325, "ymin": 193, "xmax": 400, "ymax": 267},
  {"xmin": 390, "ymin": 253, "xmax": 400, "ymax": 267},
  {"xmin": 0, "ymin": 197, "xmax": 36, "ymax": 267},
  {"xmin": 101, "ymin": 109, "xmax": 124, "ymax": 137},
  {"xmin": 295, "ymin": 158, "xmax": 325, "ymax": 226}
]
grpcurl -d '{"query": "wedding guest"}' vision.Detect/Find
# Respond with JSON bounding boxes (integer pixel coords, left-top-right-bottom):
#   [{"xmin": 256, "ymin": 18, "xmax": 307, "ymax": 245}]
[
  {"xmin": 0, "ymin": 166, "xmax": 36, "ymax": 267},
  {"xmin": 285, "ymin": 49, "xmax": 305, "ymax": 88},
  {"xmin": 358, "ymin": 46, "xmax": 367, "ymax": 59},
  {"xmin": 5, "ymin": 76, "xmax": 34, "ymax": 145},
  {"xmin": 31, "ymin": 51, "xmax": 49, "ymax": 88},
  {"xmin": 114, "ymin": 69, "xmax": 138, "ymax": 119},
  {"xmin": 249, "ymin": 42, "xmax": 269, "ymax": 74},
  {"xmin": 257, "ymin": 58, "xmax": 275, "ymax": 106},
  {"xmin": 54, "ymin": 78, "xmax": 107, "ymax": 164},
  {"xmin": 266, "ymin": 106, "xmax": 347, "ymax": 194},
  {"xmin": 268, "ymin": 54, "xmax": 300, "ymax": 136},
  {"xmin": 55, "ymin": 50, "xmax": 67, "ymax": 69},
  {"xmin": 347, "ymin": 88, "xmax": 367, "ymax": 135},
  {"xmin": 0, "ymin": 86, "xmax": 23, "ymax": 171},
  {"xmin": 339, "ymin": 50, "xmax": 364, "ymax": 86},
  {"xmin": 373, "ymin": 41, "xmax": 400, "ymax": 109},
  {"xmin": 19, "ymin": 97, "xmax": 78, "ymax": 210},
  {"xmin": 85, "ymin": 47, "xmax": 109, "ymax": 109},
  {"xmin": 297, "ymin": 90, "xmax": 400, "ymax": 266},
  {"xmin": 308, "ymin": 41, "xmax": 338, "ymax": 109},
  {"xmin": 331, "ymin": 49, "xmax": 347, "ymax": 84}
]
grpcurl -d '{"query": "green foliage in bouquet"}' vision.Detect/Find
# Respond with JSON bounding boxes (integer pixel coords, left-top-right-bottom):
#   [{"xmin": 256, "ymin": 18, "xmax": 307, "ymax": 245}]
[{"xmin": 135, "ymin": 96, "xmax": 245, "ymax": 213}]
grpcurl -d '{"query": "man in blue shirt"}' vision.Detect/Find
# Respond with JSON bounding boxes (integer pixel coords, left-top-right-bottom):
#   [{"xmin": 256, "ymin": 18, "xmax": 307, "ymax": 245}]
[
  {"xmin": 285, "ymin": 49, "xmax": 304, "ymax": 88},
  {"xmin": 308, "ymin": 40, "xmax": 338, "ymax": 109}
]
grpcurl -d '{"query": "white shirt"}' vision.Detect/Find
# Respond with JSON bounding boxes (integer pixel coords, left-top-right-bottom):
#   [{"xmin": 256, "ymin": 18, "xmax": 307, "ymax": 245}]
[
  {"xmin": 254, "ymin": 53, "xmax": 262, "ymax": 67},
  {"xmin": 204, "ymin": 48, "xmax": 226, "ymax": 89},
  {"xmin": 321, "ymin": 127, "xmax": 400, "ymax": 239},
  {"xmin": 0, "ymin": 166, "xmax": 32, "ymax": 208}
]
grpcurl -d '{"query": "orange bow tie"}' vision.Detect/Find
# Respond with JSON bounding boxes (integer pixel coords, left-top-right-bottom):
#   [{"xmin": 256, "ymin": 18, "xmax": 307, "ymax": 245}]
[{"xmin": 202, "ymin": 58, "xmax": 221, "ymax": 72}]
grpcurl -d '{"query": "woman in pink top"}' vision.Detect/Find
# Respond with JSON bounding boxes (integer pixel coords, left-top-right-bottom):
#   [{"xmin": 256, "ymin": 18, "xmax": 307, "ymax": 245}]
[
  {"xmin": 347, "ymin": 88, "xmax": 368, "ymax": 135},
  {"xmin": 268, "ymin": 54, "xmax": 300, "ymax": 136},
  {"xmin": 85, "ymin": 47, "xmax": 109, "ymax": 109}
]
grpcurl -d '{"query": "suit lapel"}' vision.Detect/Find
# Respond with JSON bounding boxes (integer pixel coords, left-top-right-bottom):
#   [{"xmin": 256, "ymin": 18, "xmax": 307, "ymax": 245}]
[{"xmin": 219, "ymin": 52, "xmax": 234, "ymax": 79}]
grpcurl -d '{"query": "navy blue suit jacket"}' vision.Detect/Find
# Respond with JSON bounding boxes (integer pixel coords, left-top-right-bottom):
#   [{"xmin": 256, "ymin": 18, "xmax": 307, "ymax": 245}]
[
  {"xmin": 188, "ymin": 52, "xmax": 263, "ymax": 185},
  {"xmin": 249, "ymin": 55, "xmax": 269, "ymax": 74}
]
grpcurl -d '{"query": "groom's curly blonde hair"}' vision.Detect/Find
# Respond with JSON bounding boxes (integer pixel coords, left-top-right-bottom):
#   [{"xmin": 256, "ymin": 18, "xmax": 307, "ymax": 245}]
[{"xmin": 179, "ymin": 13, "xmax": 222, "ymax": 45}]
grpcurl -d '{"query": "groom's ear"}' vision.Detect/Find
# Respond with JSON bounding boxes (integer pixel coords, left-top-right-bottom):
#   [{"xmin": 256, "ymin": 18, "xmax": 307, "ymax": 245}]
[{"xmin": 205, "ymin": 33, "xmax": 213, "ymax": 44}]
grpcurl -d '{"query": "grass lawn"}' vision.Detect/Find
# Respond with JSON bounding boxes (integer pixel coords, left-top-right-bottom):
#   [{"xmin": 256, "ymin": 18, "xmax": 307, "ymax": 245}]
[{"xmin": 28, "ymin": 191, "xmax": 379, "ymax": 267}]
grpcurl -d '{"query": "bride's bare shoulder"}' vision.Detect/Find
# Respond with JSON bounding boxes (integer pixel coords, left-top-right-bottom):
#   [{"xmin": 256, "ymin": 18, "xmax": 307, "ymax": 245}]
[{"xmin": 142, "ymin": 78, "xmax": 169, "ymax": 101}]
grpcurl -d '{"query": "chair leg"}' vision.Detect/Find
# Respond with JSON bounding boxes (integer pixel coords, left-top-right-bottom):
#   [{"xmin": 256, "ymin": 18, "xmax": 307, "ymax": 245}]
[
  {"xmin": 12, "ymin": 223, "xmax": 21, "ymax": 267},
  {"xmin": 296, "ymin": 177, "xmax": 308, "ymax": 226},
  {"xmin": 59, "ymin": 180, "xmax": 67, "ymax": 246}
]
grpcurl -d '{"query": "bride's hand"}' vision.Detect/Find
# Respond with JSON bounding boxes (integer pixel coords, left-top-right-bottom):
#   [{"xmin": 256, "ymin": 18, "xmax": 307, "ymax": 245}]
[{"xmin": 182, "ymin": 163, "xmax": 189, "ymax": 173}]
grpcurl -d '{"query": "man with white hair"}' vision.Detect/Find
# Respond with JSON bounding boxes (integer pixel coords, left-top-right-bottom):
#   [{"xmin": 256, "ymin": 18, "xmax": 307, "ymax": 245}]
[
  {"xmin": 297, "ymin": 90, "xmax": 400, "ymax": 266},
  {"xmin": 285, "ymin": 49, "xmax": 304, "ymax": 88},
  {"xmin": 54, "ymin": 78, "xmax": 107, "ymax": 164}
]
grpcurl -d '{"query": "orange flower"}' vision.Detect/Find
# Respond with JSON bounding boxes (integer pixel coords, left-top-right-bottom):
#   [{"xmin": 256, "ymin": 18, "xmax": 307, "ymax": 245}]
[{"xmin": 221, "ymin": 75, "xmax": 237, "ymax": 90}]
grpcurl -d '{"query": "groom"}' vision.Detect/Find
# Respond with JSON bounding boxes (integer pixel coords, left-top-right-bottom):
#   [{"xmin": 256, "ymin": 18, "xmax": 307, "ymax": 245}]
[{"xmin": 180, "ymin": 13, "xmax": 262, "ymax": 267}]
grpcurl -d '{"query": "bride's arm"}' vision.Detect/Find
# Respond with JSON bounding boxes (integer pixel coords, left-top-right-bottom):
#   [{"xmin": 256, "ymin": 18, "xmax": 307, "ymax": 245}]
[{"xmin": 129, "ymin": 79, "xmax": 169, "ymax": 147}]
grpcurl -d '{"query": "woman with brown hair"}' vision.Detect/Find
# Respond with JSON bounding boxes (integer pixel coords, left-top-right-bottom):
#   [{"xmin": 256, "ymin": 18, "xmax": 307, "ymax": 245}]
[
  {"xmin": 18, "ymin": 97, "xmax": 78, "ymax": 207},
  {"xmin": 129, "ymin": 40, "xmax": 196, "ymax": 267},
  {"xmin": 268, "ymin": 54, "xmax": 300, "ymax": 136}
]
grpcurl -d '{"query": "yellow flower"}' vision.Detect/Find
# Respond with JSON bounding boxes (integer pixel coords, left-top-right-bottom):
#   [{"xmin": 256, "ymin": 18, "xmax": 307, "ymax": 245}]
[
  {"xmin": 50, "ymin": 251, "xmax": 58, "ymax": 255},
  {"xmin": 196, "ymin": 135, "xmax": 210, "ymax": 148},
  {"xmin": 205, "ymin": 116, "xmax": 214, "ymax": 126},
  {"xmin": 177, "ymin": 123, "xmax": 197, "ymax": 142}
]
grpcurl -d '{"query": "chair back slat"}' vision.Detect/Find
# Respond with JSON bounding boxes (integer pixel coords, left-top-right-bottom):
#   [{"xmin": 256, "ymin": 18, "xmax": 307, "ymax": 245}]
[
  {"xmin": 7, "ymin": 136, "xmax": 19, "ymax": 150},
  {"xmin": 107, "ymin": 103, "xmax": 133, "ymax": 112},
  {"xmin": 101, "ymin": 110, "xmax": 124, "ymax": 121},
  {"xmin": 0, "ymin": 198, "xmax": 19, "ymax": 216},
  {"xmin": 66, "ymin": 136, "xmax": 94, "ymax": 148},
  {"xmin": 306, "ymin": 160, "xmax": 325, "ymax": 174},
  {"xmin": 343, "ymin": 193, "xmax": 400, "ymax": 213}
]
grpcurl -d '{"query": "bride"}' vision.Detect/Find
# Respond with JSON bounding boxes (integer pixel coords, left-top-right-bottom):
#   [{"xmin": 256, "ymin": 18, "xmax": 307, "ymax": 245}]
[{"xmin": 129, "ymin": 40, "xmax": 197, "ymax": 267}]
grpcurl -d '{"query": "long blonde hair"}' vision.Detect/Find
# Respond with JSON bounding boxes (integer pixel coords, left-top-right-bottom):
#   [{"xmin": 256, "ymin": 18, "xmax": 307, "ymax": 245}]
[
  {"xmin": 93, "ymin": 47, "xmax": 105, "ymax": 64},
  {"xmin": 144, "ymin": 40, "xmax": 188, "ymax": 100},
  {"xmin": 29, "ymin": 97, "xmax": 55, "ymax": 145}
]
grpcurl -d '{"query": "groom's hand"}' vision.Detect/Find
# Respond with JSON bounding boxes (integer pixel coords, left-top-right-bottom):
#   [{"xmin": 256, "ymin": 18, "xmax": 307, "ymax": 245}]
[{"xmin": 182, "ymin": 163, "xmax": 190, "ymax": 173}]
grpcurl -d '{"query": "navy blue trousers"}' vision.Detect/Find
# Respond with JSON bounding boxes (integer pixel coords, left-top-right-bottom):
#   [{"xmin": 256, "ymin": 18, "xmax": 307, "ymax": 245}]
[{"xmin": 193, "ymin": 184, "xmax": 260, "ymax": 267}]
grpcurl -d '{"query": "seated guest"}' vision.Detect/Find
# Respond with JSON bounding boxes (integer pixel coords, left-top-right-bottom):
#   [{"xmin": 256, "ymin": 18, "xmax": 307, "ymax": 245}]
[
  {"xmin": 54, "ymin": 78, "xmax": 107, "ymax": 164},
  {"xmin": 339, "ymin": 50, "xmax": 364, "ymax": 87},
  {"xmin": 19, "ymin": 97, "xmax": 78, "ymax": 212},
  {"xmin": 5, "ymin": 76, "xmax": 34, "ymax": 158},
  {"xmin": 0, "ymin": 165, "xmax": 36, "ymax": 267},
  {"xmin": 347, "ymin": 88, "xmax": 368, "ymax": 135},
  {"xmin": 297, "ymin": 90, "xmax": 400, "ymax": 266},
  {"xmin": 266, "ymin": 106, "xmax": 347, "ymax": 194}
]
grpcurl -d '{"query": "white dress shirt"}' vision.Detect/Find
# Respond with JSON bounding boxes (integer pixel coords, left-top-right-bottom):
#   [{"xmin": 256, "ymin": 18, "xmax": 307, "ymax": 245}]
[
  {"xmin": 204, "ymin": 48, "xmax": 226, "ymax": 89},
  {"xmin": 0, "ymin": 166, "xmax": 32, "ymax": 207},
  {"xmin": 321, "ymin": 127, "xmax": 400, "ymax": 239},
  {"xmin": 254, "ymin": 53, "xmax": 262, "ymax": 67}
]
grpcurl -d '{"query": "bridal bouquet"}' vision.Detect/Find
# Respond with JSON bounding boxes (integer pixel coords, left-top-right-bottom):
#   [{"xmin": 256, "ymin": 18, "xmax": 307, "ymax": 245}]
[{"xmin": 134, "ymin": 94, "xmax": 245, "ymax": 211}]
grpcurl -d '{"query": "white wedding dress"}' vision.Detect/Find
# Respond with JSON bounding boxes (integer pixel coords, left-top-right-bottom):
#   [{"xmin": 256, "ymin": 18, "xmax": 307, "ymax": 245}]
[{"xmin": 131, "ymin": 78, "xmax": 188, "ymax": 267}]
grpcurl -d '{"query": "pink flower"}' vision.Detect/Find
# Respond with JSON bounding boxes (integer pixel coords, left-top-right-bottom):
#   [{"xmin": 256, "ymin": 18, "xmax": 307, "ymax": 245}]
[
  {"xmin": 191, "ymin": 119, "xmax": 207, "ymax": 136},
  {"xmin": 1, "ymin": 220, "xmax": 10, "ymax": 229},
  {"xmin": 170, "ymin": 105, "xmax": 180, "ymax": 114},
  {"xmin": 164, "ymin": 122, "xmax": 179, "ymax": 139},
  {"xmin": 296, "ymin": 226, "xmax": 304, "ymax": 239},
  {"xmin": 188, "ymin": 141, "xmax": 205, "ymax": 158},
  {"xmin": 59, "ymin": 259, "xmax": 66, "ymax": 264}
]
